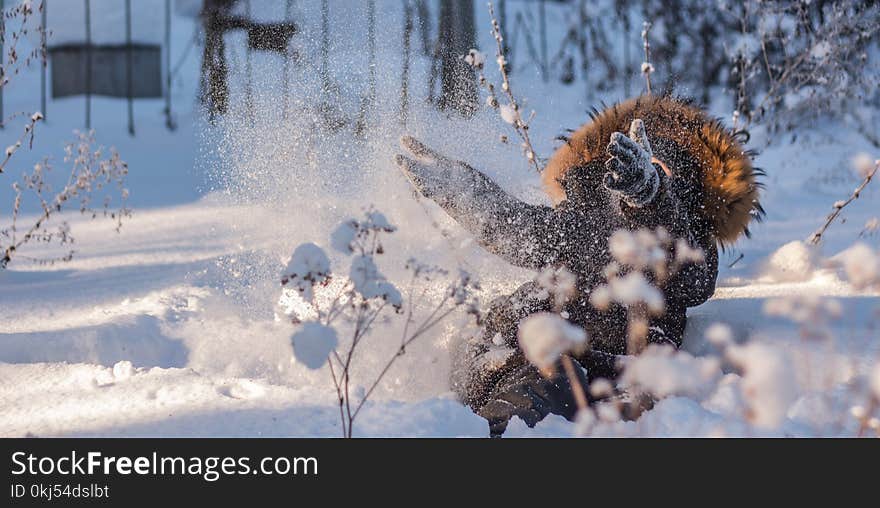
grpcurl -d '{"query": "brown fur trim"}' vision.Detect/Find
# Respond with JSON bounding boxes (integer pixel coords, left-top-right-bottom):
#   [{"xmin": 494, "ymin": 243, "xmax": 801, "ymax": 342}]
[{"xmin": 543, "ymin": 95, "xmax": 761, "ymax": 245}]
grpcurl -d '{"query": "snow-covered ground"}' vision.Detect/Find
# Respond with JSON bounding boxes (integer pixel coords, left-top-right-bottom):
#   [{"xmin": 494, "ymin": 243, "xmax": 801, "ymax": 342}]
[{"xmin": 1, "ymin": 1, "xmax": 878, "ymax": 437}]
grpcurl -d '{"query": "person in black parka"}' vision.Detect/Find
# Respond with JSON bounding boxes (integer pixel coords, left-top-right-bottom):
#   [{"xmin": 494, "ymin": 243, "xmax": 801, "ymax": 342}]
[{"xmin": 394, "ymin": 95, "xmax": 763, "ymax": 436}]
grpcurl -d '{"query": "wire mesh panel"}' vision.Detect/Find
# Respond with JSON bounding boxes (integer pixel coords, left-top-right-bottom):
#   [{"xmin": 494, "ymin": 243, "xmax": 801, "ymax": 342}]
[{"xmin": 49, "ymin": 44, "xmax": 162, "ymax": 99}]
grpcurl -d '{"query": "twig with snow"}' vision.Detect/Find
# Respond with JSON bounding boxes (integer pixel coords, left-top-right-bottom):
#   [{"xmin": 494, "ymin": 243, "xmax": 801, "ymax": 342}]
[
  {"xmin": 282, "ymin": 210, "xmax": 480, "ymax": 437},
  {"xmin": 2, "ymin": 131, "xmax": 130, "ymax": 269},
  {"xmin": 641, "ymin": 21, "xmax": 654, "ymax": 95},
  {"xmin": 727, "ymin": 252, "xmax": 745, "ymax": 269},
  {"xmin": 591, "ymin": 228, "xmax": 704, "ymax": 354},
  {"xmin": 0, "ymin": 112, "xmax": 42, "ymax": 174},
  {"xmin": 476, "ymin": 2, "xmax": 542, "ymax": 174},
  {"xmin": 0, "ymin": 2, "xmax": 129, "ymax": 270},
  {"xmin": 808, "ymin": 158, "xmax": 878, "ymax": 245},
  {"xmin": 859, "ymin": 217, "xmax": 880, "ymax": 239},
  {"xmin": 518, "ymin": 267, "xmax": 590, "ymax": 413},
  {"xmin": 0, "ymin": 1, "xmax": 47, "ymax": 102}
]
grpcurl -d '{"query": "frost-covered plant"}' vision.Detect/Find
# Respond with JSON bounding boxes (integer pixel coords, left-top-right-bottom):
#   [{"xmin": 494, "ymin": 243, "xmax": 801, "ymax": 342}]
[
  {"xmin": 516, "ymin": 265, "xmax": 591, "ymax": 412},
  {"xmin": 576, "ymin": 346, "xmax": 723, "ymax": 432},
  {"xmin": 640, "ymin": 21, "xmax": 654, "ymax": 94},
  {"xmin": 0, "ymin": 1, "xmax": 47, "ymax": 98},
  {"xmin": 833, "ymin": 241, "xmax": 880, "ymax": 435},
  {"xmin": 533, "ymin": 265, "xmax": 577, "ymax": 310},
  {"xmin": 518, "ymin": 0, "xmax": 878, "ymax": 135},
  {"xmin": 620, "ymin": 344, "xmax": 721, "ymax": 400},
  {"xmin": 1, "ymin": 1, "xmax": 46, "ymax": 141},
  {"xmin": 281, "ymin": 243, "xmax": 332, "ymax": 303},
  {"xmin": 518, "ymin": 312, "xmax": 586, "ymax": 374},
  {"xmin": 724, "ymin": 340, "xmax": 800, "ymax": 429},
  {"xmin": 579, "ymin": 342, "xmax": 722, "ymax": 434},
  {"xmin": 1, "ymin": 2, "xmax": 128, "ymax": 269},
  {"xmin": 590, "ymin": 227, "xmax": 702, "ymax": 353},
  {"xmin": 466, "ymin": 2, "xmax": 542, "ymax": 172},
  {"xmin": 838, "ymin": 244, "xmax": 880, "ymax": 291},
  {"xmin": 747, "ymin": 284, "xmax": 876, "ymax": 432},
  {"xmin": 575, "ymin": 230, "xmax": 878, "ymax": 436},
  {"xmin": 591, "ymin": 271, "xmax": 664, "ymax": 314},
  {"xmin": 1, "ymin": 131, "xmax": 130, "ymax": 268},
  {"xmin": 280, "ymin": 209, "xmax": 481, "ymax": 437},
  {"xmin": 723, "ymin": 0, "xmax": 880, "ymax": 131},
  {"xmin": 576, "ymin": 227, "xmax": 708, "ymax": 427},
  {"xmin": 809, "ymin": 155, "xmax": 878, "ymax": 246}
]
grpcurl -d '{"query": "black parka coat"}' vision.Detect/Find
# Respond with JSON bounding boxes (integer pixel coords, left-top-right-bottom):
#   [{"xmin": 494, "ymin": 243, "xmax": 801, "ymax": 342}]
[{"xmin": 395, "ymin": 95, "xmax": 762, "ymax": 435}]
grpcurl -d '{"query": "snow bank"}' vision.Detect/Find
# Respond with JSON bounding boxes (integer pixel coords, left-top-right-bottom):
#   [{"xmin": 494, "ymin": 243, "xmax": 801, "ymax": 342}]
[{"xmin": 760, "ymin": 240, "xmax": 818, "ymax": 282}]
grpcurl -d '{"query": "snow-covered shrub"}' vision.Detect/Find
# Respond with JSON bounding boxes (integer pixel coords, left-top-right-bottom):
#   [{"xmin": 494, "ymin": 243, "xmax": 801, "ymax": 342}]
[
  {"xmin": 620, "ymin": 344, "xmax": 721, "ymax": 399},
  {"xmin": 639, "ymin": 1, "xmax": 880, "ymax": 130},
  {"xmin": 837, "ymin": 243, "xmax": 880, "ymax": 291},
  {"xmin": 606, "ymin": 227, "xmax": 702, "ymax": 285},
  {"xmin": 281, "ymin": 209, "xmax": 481, "ymax": 437},
  {"xmin": 516, "ymin": 265, "xmax": 591, "ymax": 411},
  {"xmin": 528, "ymin": 1, "xmax": 878, "ymax": 135},
  {"xmin": 725, "ymin": 341, "xmax": 800, "ymax": 429},
  {"xmin": 533, "ymin": 266, "xmax": 577, "ymax": 310},
  {"xmin": 590, "ymin": 271, "xmax": 665, "ymax": 316},
  {"xmin": 607, "ymin": 228, "xmax": 668, "ymax": 273},
  {"xmin": 280, "ymin": 243, "xmax": 331, "ymax": 302},
  {"xmin": 591, "ymin": 227, "xmax": 701, "ymax": 353},
  {"xmin": 291, "ymin": 322, "xmax": 338, "ymax": 370},
  {"xmin": 517, "ymin": 312, "xmax": 587, "ymax": 372},
  {"xmin": 722, "ymin": 0, "xmax": 880, "ymax": 130}
]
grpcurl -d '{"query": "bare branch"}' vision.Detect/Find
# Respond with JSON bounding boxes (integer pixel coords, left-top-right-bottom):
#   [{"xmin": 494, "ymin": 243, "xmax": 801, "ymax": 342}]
[
  {"xmin": 809, "ymin": 161, "xmax": 878, "ymax": 245},
  {"xmin": 641, "ymin": 21, "xmax": 654, "ymax": 95},
  {"xmin": 484, "ymin": 1, "xmax": 542, "ymax": 173}
]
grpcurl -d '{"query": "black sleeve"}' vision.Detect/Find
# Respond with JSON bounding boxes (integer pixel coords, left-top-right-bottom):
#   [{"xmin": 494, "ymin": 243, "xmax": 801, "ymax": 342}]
[
  {"xmin": 422, "ymin": 163, "xmax": 566, "ymax": 270},
  {"xmin": 620, "ymin": 166, "xmax": 719, "ymax": 308}
]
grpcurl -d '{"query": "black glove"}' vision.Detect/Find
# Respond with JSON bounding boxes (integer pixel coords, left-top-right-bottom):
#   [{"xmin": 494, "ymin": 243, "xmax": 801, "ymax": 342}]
[
  {"xmin": 603, "ymin": 119, "xmax": 660, "ymax": 207},
  {"xmin": 477, "ymin": 359, "xmax": 588, "ymax": 437},
  {"xmin": 394, "ymin": 136, "xmax": 462, "ymax": 200}
]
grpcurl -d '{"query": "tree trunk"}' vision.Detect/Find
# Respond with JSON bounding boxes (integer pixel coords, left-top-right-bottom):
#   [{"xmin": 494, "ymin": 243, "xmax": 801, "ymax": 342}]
[
  {"xmin": 199, "ymin": 0, "xmax": 232, "ymax": 117},
  {"xmin": 436, "ymin": 0, "xmax": 478, "ymax": 117},
  {"xmin": 400, "ymin": 1, "xmax": 414, "ymax": 126}
]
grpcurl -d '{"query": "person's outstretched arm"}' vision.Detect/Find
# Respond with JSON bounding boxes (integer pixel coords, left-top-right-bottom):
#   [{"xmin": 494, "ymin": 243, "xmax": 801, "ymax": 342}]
[
  {"xmin": 604, "ymin": 120, "xmax": 718, "ymax": 307},
  {"xmin": 395, "ymin": 136, "xmax": 562, "ymax": 270}
]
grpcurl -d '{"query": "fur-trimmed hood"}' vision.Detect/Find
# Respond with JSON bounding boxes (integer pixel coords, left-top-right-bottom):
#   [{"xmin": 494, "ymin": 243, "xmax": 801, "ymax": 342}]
[{"xmin": 543, "ymin": 95, "xmax": 763, "ymax": 245}]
